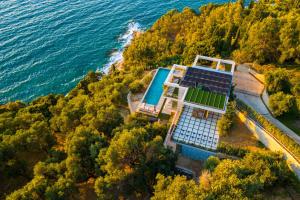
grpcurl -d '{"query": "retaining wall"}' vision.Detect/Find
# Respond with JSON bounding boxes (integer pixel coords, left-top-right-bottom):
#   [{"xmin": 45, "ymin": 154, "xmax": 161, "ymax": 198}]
[{"xmin": 236, "ymin": 111, "xmax": 300, "ymax": 178}]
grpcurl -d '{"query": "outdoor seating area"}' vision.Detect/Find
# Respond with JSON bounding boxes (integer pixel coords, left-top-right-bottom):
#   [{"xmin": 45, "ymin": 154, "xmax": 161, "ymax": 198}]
[
  {"xmin": 138, "ymin": 103, "xmax": 159, "ymax": 115},
  {"xmin": 192, "ymin": 109, "xmax": 206, "ymax": 118},
  {"xmin": 172, "ymin": 106, "xmax": 220, "ymax": 150}
]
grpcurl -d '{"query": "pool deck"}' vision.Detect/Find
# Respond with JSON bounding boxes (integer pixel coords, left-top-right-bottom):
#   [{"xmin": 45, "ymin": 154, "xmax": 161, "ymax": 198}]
[
  {"xmin": 138, "ymin": 96, "xmax": 166, "ymax": 116},
  {"xmin": 137, "ymin": 68, "xmax": 170, "ymax": 116}
]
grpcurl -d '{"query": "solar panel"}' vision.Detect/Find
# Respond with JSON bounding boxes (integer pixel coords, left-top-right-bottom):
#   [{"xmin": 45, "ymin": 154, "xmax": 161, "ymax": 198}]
[{"xmin": 180, "ymin": 67, "xmax": 232, "ymax": 95}]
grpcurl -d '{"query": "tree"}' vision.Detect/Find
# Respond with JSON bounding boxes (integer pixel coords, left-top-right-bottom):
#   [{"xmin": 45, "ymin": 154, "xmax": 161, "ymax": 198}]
[
  {"xmin": 6, "ymin": 175, "xmax": 48, "ymax": 200},
  {"xmin": 95, "ymin": 126, "xmax": 175, "ymax": 199},
  {"xmin": 129, "ymin": 80, "xmax": 144, "ymax": 93},
  {"xmin": 269, "ymin": 92, "xmax": 295, "ymax": 117},
  {"xmin": 217, "ymin": 102, "xmax": 235, "ymax": 136},
  {"xmin": 278, "ymin": 11, "xmax": 300, "ymax": 64},
  {"xmin": 265, "ymin": 68, "xmax": 290, "ymax": 94},
  {"xmin": 152, "ymin": 151, "xmax": 292, "ymax": 200},
  {"xmin": 239, "ymin": 17, "xmax": 280, "ymax": 63},
  {"xmin": 65, "ymin": 126, "xmax": 107, "ymax": 182},
  {"xmin": 151, "ymin": 174, "xmax": 199, "ymax": 200},
  {"xmin": 44, "ymin": 177, "xmax": 76, "ymax": 200}
]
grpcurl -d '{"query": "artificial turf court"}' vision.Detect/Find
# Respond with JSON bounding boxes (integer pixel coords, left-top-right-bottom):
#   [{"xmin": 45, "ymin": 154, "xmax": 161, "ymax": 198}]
[{"xmin": 184, "ymin": 87, "xmax": 226, "ymax": 110}]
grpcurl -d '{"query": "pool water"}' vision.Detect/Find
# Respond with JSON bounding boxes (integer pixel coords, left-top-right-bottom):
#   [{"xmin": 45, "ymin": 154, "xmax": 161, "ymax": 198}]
[
  {"xmin": 180, "ymin": 144, "xmax": 216, "ymax": 160},
  {"xmin": 144, "ymin": 68, "xmax": 170, "ymax": 105}
]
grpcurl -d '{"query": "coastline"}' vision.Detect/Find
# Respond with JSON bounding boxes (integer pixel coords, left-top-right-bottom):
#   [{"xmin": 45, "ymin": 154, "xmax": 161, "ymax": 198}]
[
  {"xmin": 65, "ymin": 29, "xmax": 143, "ymax": 98},
  {"xmin": 102, "ymin": 30, "xmax": 143, "ymax": 73}
]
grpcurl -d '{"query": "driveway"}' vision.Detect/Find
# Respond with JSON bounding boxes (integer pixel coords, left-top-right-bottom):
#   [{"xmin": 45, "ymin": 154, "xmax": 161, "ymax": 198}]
[
  {"xmin": 234, "ymin": 68, "xmax": 264, "ymax": 96},
  {"xmin": 234, "ymin": 65, "xmax": 300, "ymax": 144}
]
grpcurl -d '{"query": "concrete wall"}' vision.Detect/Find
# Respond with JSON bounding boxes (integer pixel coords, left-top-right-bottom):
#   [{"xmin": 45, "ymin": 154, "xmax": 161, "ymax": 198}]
[{"xmin": 236, "ymin": 111, "xmax": 300, "ymax": 179}]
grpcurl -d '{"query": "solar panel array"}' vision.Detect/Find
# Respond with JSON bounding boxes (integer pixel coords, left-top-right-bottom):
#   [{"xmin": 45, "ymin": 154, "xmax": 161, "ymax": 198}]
[{"xmin": 180, "ymin": 67, "xmax": 232, "ymax": 95}]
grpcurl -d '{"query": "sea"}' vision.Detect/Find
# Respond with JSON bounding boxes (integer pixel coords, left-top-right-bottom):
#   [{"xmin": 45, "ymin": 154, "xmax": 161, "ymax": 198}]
[{"xmin": 0, "ymin": 0, "xmax": 233, "ymax": 104}]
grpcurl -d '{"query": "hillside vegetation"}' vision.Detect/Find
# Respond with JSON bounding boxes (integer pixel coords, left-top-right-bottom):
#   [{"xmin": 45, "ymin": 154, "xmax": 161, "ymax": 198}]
[
  {"xmin": 1, "ymin": 0, "xmax": 300, "ymax": 199},
  {"xmin": 124, "ymin": 0, "xmax": 300, "ymax": 68}
]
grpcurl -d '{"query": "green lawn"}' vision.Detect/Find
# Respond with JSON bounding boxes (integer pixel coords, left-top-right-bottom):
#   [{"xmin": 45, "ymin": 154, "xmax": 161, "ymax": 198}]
[{"xmin": 185, "ymin": 87, "xmax": 226, "ymax": 109}]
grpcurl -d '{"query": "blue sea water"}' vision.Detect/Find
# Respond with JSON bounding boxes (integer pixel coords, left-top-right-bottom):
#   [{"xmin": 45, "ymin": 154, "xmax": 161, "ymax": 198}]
[{"xmin": 0, "ymin": 0, "xmax": 232, "ymax": 104}]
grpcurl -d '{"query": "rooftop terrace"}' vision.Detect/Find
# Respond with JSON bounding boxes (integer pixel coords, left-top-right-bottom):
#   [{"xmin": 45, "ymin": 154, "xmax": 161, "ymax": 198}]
[{"xmin": 185, "ymin": 87, "xmax": 226, "ymax": 110}]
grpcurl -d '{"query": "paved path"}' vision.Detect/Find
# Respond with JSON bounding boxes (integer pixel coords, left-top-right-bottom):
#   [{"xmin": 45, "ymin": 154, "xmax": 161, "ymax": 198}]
[
  {"xmin": 234, "ymin": 65, "xmax": 300, "ymax": 144},
  {"xmin": 234, "ymin": 66, "xmax": 264, "ymax": 96}
]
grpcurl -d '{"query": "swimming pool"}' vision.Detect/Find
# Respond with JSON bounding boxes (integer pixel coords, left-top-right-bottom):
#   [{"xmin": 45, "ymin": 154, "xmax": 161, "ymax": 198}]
[
  {"xmin": 144, "ymin": 68, "xmax": 170, "ymax": 105},
  {"xmin": 180, "ymin": 144, "xmax": 216, "ymax": 160}
]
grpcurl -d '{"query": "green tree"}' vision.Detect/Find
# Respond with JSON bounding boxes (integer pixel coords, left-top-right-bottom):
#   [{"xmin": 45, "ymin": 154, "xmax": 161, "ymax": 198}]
[
  {"xmin": 269, "ymin": 92, "xmax": 295, "ymax": 117},
  {"xmin": 265, "ymin": 68, "xmax": 290, "ymax": 94},
  {"xmin": 65, "ymin": 126, "xmax": 106, "ymax": 182},
  {"xmin": 151, "ymin": 174, "xmax": 199, "ymax": 200},
  {"xmin": 95, "ymin": 126, "xmax": 175, "ymax": 199},
  {"xmin": 217, "ymin": 102, "xmax": 235, "ymax": 136},
  {"xmin": 152, "ymin": 151, "xmax": 292, "ymax": 200},
  {"xmin": 278, "ymin": 11, "xmax": 300, "ymax": 64},
  {"xmin": 239, "ymin": 17, "xmax": 280, "ymax": 63},
  {"xmin": 44, "ymin": 177, "xmax": 76, "ymax": 200}
]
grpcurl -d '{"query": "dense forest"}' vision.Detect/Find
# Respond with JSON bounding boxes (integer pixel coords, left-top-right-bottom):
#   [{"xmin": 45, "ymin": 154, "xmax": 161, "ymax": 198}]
[
  {"xmin": 124, "ymin": 0, "xmax": 300, "ymax": 68},
  {"xmin": 1, "ymin": 0, "xmax": 300, "ymax": 199}
]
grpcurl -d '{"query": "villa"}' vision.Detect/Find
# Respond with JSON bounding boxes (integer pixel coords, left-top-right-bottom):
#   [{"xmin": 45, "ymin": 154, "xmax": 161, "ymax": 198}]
[{"xmin": 137, "ymin": 55, "xmax": 235, "ymax": 159}]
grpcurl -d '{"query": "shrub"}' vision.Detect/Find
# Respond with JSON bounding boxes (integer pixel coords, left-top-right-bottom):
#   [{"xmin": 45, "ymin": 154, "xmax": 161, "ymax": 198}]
[
  {"xmin": 217, "ymin": 142, "xmax": 249, "ymax": 157},
  {"xmin": 217, "ymin": 102, "xmax": 235, "ymax": 136},
  {"xmin": 141, "ymin": 72, "xmax": 153, "ymax": 87},
  {"xmin": 204, "ymin": 156, "xmax": 220, "ymax": 171},
  {"xmin": 217, "ymin": 116, "xmax": 233, "ymax": 136},
  {"xmin": 269, "ymin": 92, "xmax": 295, "ymax": 117},
  {"xmin": 199, "ymin": 170, "xmax": 212, "ymax": 191},
  {"xmin": 129, "ymin": 80, "xmax": 144, "ymax": 93}
]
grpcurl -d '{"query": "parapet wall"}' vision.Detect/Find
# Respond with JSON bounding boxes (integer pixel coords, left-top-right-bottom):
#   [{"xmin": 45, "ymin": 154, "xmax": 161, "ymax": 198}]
[{"xmin": 236, "ymin": 111, "xmax": 300, "ymax": 179}]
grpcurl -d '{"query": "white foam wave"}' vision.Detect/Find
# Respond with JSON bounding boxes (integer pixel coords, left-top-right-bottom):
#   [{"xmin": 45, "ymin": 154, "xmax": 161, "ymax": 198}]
[
  {"xmin": 100, "ymin": 21, "xmax": 144, "ymax": 74},
  {"xmin": 0, "ymin": 75, "xmax": 32, "ymax": 94}
]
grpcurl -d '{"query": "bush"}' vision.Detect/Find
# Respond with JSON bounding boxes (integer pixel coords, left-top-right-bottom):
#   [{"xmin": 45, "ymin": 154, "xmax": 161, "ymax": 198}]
[
  {"xmin": 217, "ymin": 116, "xmax": 232, "ymax": 136},
  {"xmin": 269, "ymin": 92, "xmax": 295, "ymax": 117},
  {"xmin": 129, "ymin": 80, "xmax": 144, "ymax": 93},
  {"xmin": 217, "ymin": 142, "xmax": 249, "ymax": 157},
  {"xmin": 217, "ymin": 102, "xmax": 235, "ymax": 136},
  {"xmin": 141, "ymin": 72, "xmax": 154, "ymax": 87},
  {"xmin": 204, "ymin": 156, "xmax": 220, "ymax": 171}
]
